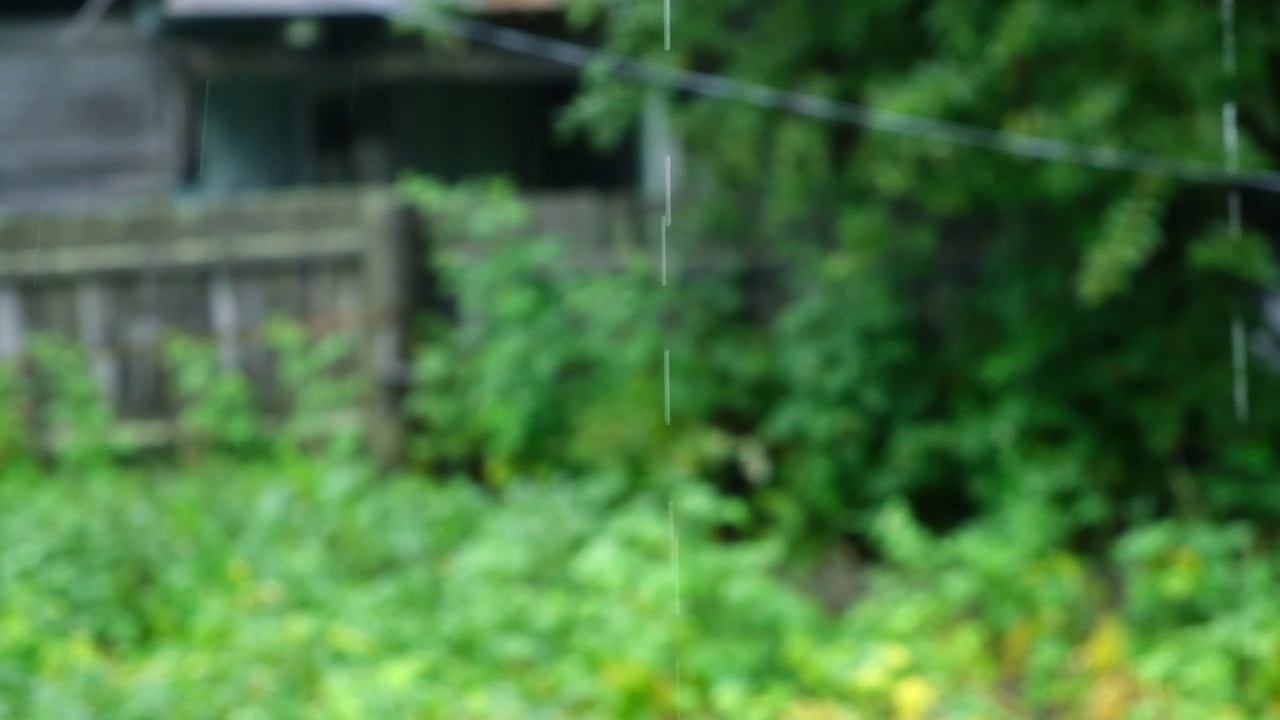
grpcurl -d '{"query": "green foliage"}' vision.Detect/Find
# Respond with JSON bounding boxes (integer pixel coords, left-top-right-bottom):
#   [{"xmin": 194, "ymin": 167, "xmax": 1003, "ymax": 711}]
[
  {"xmin": 399, "ymin": 174, "xmax": 532, "ymax": 242},
  {"xmin": 762, "ymin": 236, "xmax": 922, "ymax": 532},
  {"xmin": 0, "ymin": 359, "xmax": 36, "ymax": 471},
  {"xmin": 164, "ymin": 333, "xmax": 265, "ymax": 461},
  {"xmin": 5, "ymin": 3, "xmax": 1273, "ymax": 712},
  {"xmin": 0, "ymin": 463, "xmax": 807, "ymax": 719},
  {"xmin": 4, "ymin": 463, "xmax": 1280, "ymax": 719},
  {"xmin": 397, "ymin": 174, "xmax": 1280, "ymax": 543},
  {"xmin": 1188, "ymin": 226, "xmax": 1280, "ymax": 286},
  {"xmin": 838, "ymin": 502, "xmax": 1280, "ymax": 719},
  {"xmin": 401, "ymin": 177, "xmax": 771, "ymax": 491},
  {"xmin": 262, "ymin": 317, "xmax": 368, "ymax": 461},
  {"xmin": 1078, "ymin": 177, "xmax": 1169, "ymax": 305},
  {"xmin": 493, "ymin": 0, "xmax": 1280, "ymax": 538},
  {"xmin": 27, "ymin": 336, "xmax": 116, "ymax": 474},
  {"xmin": 4, "ymin": 324, "xmax": 368, "ymax": 471}
]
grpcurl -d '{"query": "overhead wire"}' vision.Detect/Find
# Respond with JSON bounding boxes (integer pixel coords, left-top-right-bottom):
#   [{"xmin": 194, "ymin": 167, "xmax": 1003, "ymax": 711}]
[
  {"xmin": 365, "ymin": 5, "xmax": 1280, "ymax": 193},
  {"xmin": 188, "ymin": 0, "xmax": 1280, "ymax": 192}
]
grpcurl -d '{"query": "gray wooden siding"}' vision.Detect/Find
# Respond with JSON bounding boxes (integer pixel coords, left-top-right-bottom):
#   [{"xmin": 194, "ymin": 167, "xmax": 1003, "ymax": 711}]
[{"xmin": 0, "ymin": 20, "xmax": 185, "ymax": 214}]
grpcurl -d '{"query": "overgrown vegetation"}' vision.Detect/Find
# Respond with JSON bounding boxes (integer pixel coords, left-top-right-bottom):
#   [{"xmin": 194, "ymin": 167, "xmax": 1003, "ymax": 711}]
[
  {"xmin": 6, "ymin": 1, "xmax": 1280, "ymax": 715},
  {"xmin": 2, "ymin": 215, "xmax": 1279, "ymax": 714},
  {"xmin": 541, "ymin": 0, "xmax": 1280, "ymax": 542},
  {"xmin": 400, "ymin": 173, "xmax": 1280, "ymax": 553},
  {"xmin": 4, "ymin": 457, "xmax": 1280, "ymax": 717}
]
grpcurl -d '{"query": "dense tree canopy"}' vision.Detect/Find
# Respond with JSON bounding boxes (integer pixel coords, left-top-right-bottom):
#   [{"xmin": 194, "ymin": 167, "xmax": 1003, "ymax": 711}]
[{"xmin": 553, "ymin": 1, "xmax": 1280, "ymax": 538}]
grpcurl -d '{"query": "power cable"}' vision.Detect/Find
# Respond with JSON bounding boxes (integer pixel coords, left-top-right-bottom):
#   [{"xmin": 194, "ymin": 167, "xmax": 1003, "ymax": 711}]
[
  {"xmin": 378, "ymin": 6, "xmax": 1280, "ymax": 193},
  {"xmin": 162, "ymin": 0, "xmax": 1280, "ymax": 191}
]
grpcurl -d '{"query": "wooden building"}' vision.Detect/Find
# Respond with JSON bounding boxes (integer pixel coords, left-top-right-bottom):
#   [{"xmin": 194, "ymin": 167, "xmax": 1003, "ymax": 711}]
[
  {"xmin": 0, "ymin": 0, "xmax": 679, "ymax": 464},
  {"xmin": 0, "ymin": 0, "xmax": 646, "ymax": 213}
]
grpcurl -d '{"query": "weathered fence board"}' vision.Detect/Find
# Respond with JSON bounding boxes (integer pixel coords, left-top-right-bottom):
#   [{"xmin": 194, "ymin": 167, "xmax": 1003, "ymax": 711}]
[
  {"xmin": 0, "ymin": 187, "xmax": 402, "ymax": 462},
  {"xmin": 0, "ymin": 283, "xmax": 22, "ymax": 359},
  {"xmin": 0, "ymin": 185, "xmax": 642, "ymax": 467}
]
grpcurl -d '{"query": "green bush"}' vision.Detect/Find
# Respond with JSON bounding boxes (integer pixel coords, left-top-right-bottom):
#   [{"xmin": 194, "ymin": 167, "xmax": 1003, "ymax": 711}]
[
  {"xmin": 398, "ymin": 173, "xmax": 1280, "ymax": 547},
  {"xmin": 402, "ymin": 177, "xmax": 769, "ymax": 494},
  {"xmin": 3, "ymin": 460, "xmax": 1280, "ymax": 719},
  {"xmin": 164, "ymin": 332, "xmax": 266, "ymax": 461},
  {"xmin": 26, "ymin": 336, "xmax": 117, "ymax": 474},
  {"xmin": 0, "ymin": 358, "xmax": 36, "ymax": 473},
  {"xmin": 0, "ymin": 318, "xmax": 367, "ymax": 471},
  {"xmin": 261, "ymin": 316, "xmax": 368, "ymax": 461},
  {"xmin": 538, "ymin": 0, "xmax": 1280, "ymax": 542},
  {"xmin": 0, "ymin": 461, "xmax": 812, "ymax": 719},
  {"xmin": 162, "ymin": 318, "xmax": 367, "ymax": 464}
]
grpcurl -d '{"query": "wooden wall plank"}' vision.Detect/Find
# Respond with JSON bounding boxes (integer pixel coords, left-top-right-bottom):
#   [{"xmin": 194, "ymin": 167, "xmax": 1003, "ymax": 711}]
[
  {"xmin": 362, "ymin": 198, "xmax": 420, "ymax": 469},
  {"xmin": 210, "ymin": 269, "xmax": 240, "ymax": 371},
  {"xmin": 75, "ymin": 279, "xmax": 119, "ymax": 409},
  {"xmin": 303, "ymin": 260, "xmax": 364, "ymax": 333},
  {"xmin": 233, "ymin": 268, "xmax": 283, "ymax": 412},
  {"xmin": 0, "ymin": 227, "xmax": 364, "ymax": 279},
  {"xmin": 0, "ymin": 21, "xmax": 182, "ymax": 214},
  {"xmin": 25, "ymin": 281, "xmax": 79, "ymax": 340},
  {"xmin": 0, "ymin": 283, "xmax": 23, "ymax": 359},
  {"xmin": 123, "ymin": 275, "xmax": 166, "ymax": 418}
]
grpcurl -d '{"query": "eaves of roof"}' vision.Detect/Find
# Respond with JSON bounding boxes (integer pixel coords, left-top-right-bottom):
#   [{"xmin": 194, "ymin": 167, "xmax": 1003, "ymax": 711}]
[{"xmin": 161, "ymin": 0, "xmax": 562, "ymax": 17}]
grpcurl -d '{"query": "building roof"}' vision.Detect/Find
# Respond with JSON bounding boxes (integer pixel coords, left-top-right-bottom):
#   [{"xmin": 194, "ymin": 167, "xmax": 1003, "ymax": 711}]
[{"xmin": 161, "ymin": 0, "xmax": 562, "ymax": 16}]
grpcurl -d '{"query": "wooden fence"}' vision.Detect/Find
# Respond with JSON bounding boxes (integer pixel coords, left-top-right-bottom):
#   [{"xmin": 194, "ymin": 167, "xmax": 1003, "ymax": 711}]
[{"xmin": 0, "ymin": 185, "xmax": 643, "ymax": 466}]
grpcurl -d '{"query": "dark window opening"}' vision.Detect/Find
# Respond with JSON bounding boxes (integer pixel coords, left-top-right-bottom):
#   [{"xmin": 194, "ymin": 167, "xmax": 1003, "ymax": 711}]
[
  {"xmin": 312, "ymin": 94, "xmax": 357, "ymax": 185},
  {"xmin": 185, "ymin": 71, "xmax": 636, "ymax": 194}
]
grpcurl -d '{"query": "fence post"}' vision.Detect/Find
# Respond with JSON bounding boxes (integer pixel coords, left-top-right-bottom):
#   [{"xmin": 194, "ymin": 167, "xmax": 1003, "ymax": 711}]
[
  {"xmin": 0, "ymin": 283, "xmax": 23, "ymax": 361},
  {"xmin": 363, "ymin": 191, "xmax": 422, "ymax": 471},
  {"xmin": 75, "ymin": 279, "xmax": 117, "ymax": 408}
]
